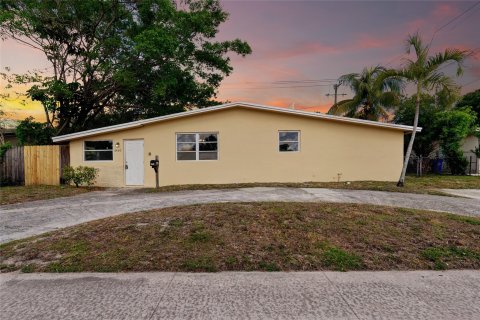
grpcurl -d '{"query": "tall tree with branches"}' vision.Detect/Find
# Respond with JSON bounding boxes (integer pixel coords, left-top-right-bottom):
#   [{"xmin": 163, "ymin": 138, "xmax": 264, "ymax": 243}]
[
  {"xmin": 0, "ymin": 0, "xmax": 251, "ymax": 135},
  {"xmin": 327, "ymin": 66, "xmax": 403, "ymax": 121},
  {"xmin": 397, "ymin": 33, "xmax": 467, "ymax": 186}
]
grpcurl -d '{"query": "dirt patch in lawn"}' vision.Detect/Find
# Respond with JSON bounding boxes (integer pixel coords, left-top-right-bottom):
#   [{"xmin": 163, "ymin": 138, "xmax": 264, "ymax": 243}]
[
  {"xmin": 0, "ymin": 185, "xmax": 99, "ymax": 205},
  {"xmin": 1, "ymin": 202, "xmax": 479, "ymax": 273},
  {"xmin": 146, "ymin": 175, "xmax": 480, "ymax": 196}
]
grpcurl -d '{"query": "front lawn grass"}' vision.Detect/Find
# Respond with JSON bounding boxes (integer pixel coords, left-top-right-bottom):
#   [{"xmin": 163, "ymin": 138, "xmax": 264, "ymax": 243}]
[
  {"xmin": 146, "ymin": 175, "xmax": 480, "ymax": 196},
  {"xmin": 1, "ymin": 202, "xmax": 479, "ymax": 272},
  {"xmin": 0, "ymin": 185, "xmax": 98, "ymax": 205}
]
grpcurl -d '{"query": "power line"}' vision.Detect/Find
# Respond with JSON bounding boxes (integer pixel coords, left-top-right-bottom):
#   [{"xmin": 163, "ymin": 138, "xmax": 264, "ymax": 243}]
[
  {"xmin": 429, "ymin": 1, "xmax": 480, "ymax": 45},
  {"xmin": 272, "ymin": 79, "xmax": 338, "ymax": 84},
  {"xmin": 219, "ymin": 78, "xmax": 338, "ymax": 89},
  {"xmin": 436, "ymin": 47, "xmax": 480, "ymax": 72},
  {"xmin": 385, "ymin": 2, "xmax": 480, "ymax": 68},
  {"xmin": 325, "ymin": 83, "xmax": 347, "ymax": 105},
  {"xmin": 445, "ymin": 2, "xmax": 480, "ymax": 33},
  {"xmin": 221, "ymin": 83, "xmax": 333, "ymax": 90}
]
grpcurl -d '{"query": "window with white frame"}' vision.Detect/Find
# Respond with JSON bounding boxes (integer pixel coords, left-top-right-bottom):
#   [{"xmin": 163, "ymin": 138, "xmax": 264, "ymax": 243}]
[
  {"xmin": 84, "ymin": 140, "xmax": 113, "ymax": 161},
  {"xmin": 279, "ymin": 131, "xmax": 299, "ymax": 152},
  {"xmin": 176, "ymin": 133, "xmax": 218, "ymax": 161}
]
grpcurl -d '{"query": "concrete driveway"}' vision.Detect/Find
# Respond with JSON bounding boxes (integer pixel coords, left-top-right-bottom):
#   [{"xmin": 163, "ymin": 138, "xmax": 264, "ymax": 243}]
[
  {"xmin": 1, "ymin": 270, "xmax": 479, "ymax": 320},
  {"xmin": 1, "ymin": 187, "xmax": 480, "ymax": 244}
]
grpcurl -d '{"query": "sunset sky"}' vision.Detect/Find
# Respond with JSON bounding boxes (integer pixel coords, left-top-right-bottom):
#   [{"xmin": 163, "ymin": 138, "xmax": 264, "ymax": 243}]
[{"xmin": 1, "ymin": 0, "xmax": 479, "ymax": 121}]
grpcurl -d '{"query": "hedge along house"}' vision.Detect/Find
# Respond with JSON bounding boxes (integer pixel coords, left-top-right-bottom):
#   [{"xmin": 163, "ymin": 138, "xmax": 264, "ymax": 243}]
[{"xmin": 52, "ymin": 102, "xmax": 421, "ymax": 188}]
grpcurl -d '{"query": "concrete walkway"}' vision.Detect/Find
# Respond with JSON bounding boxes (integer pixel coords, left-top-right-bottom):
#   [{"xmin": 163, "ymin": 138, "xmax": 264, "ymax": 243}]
[
  {"xmin": 1, "ymin": 271, "xmax": 479, "ymax": 320},
  {"xmin": 442, "ymin": 188, "xmax": 480, "ymax": 200},
  {"xmin": 1, "ymin": 187, "xmax": 480, "ymax": 244}
]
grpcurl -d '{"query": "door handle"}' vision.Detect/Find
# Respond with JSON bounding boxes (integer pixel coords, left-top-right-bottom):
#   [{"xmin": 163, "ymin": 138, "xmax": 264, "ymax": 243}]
[{"xmin": 125, "ymin": 164, "xmax": 128, "ymax": 169}]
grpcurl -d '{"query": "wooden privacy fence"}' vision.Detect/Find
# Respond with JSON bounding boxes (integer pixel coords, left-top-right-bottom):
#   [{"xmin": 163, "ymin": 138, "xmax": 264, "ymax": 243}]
[
  {"xmin": 25, "ymin": 145, "xmax": 60, "ymax": 185},
  {"xmin": 0, "ymin": 146, "xmax": 24, "ymax": 185},
  {"xmin": 0, "ymin": 145, "xmax": 69, "ymax": 186}
]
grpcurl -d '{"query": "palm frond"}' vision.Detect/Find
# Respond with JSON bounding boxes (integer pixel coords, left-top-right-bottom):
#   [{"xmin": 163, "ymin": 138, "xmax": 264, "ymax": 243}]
[
  {"xmin": 334, "ymin": 65, "xmax": 402, "ymax": 120},
  {"xmin": 373, "ymin": 68, "xmax": 404, "ymax": 93},
  {"xmin": 327, "ymin": 99, "xmax": 354, "ymax": 115},
  {"xmin": 405, "ymin": 32, "xmax": 429, "ymax": 65},
  {"xmin": 426, "ymin": 48, "xmax": 467, "ymax": 76},
  {"xmin": 379, "ymin": 91, "xmax": 400, "ymax": 109},
  {"xmin": 338, "ymin": 73, "xmax": 359, "ymax": 92},
  {"xmin": 425, "ymin": 72, "xmax": 459, "ymax": 93}
]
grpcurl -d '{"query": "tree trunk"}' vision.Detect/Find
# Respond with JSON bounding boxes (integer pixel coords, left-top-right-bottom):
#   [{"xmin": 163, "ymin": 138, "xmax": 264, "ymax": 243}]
[{"xmin": 397, "ymin": 84, "xmax": 421, "ymax": 187}]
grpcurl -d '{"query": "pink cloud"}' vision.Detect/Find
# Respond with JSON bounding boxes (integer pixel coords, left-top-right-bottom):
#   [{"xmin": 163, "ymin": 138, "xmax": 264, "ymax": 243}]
[
  {"xmin": 264, "ymin": 98, "xmax": 294, "ymax": 107},
  {"xmin": 265, "ymin": 99, "xmax": 332, "ymax": 113},
  {"xmin": 405, "ymin": 3, "xmax": 461, "ymax": 35},
  {"xmin": 406, "ymin": 18, "xmax": 431, "ymax": 34},
  {"xmin": 267, "ymin": 42, "xmax": 339, "ymax": 60},
  {"xmin": 353, "ymin": 34, "xmax": 392, "ymax": 49},
  {"xmin": 294, "ymin": 103, "xmax": 332, "ymax": 113},
  {"xmin": 260, "ymin": 34, "xmax": 394, "ymax": 62},
  {"xmin": 470, "ymin": 66, "xmax": 480, "ymax": 78},
  {"xmin": 217, "ymin": 2, "xmax": 478, "ymax": 105},
  {"xmin": 432, "ymin": 3, "xmax": 459, "ymax": 18}
]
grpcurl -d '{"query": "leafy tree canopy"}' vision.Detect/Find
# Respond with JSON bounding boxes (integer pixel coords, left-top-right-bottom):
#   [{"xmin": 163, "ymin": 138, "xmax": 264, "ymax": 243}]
[
  {"xmin": 0, "ymin": 0, "xmax": 251, "ymax": 135},
  {"xmin": 16, "ymin": 117, "xmax": 56, "ymax": 145},
  {"xmin": 433, "ymin": 107, "xmax": 477, "ymax": 174},
  {"xmin": 394, "ymin": 94, "xmax": 442, "ymax": 157},
  {"xmin": 456, "ymin": 89, "xmax": 480, "ymax": 125},
  {"xmin": 395, "ymin": 90, "xmax": 476, "ymax": 174},
  {"xmin": 394, "ymin": 88, "xmax": 461, "ymax": 157}
]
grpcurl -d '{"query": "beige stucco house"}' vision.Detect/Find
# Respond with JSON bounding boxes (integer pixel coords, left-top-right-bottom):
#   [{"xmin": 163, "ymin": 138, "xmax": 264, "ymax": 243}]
[{"xmin": 52, "ymin": 102, "xmax": 420, "ymax": 187}]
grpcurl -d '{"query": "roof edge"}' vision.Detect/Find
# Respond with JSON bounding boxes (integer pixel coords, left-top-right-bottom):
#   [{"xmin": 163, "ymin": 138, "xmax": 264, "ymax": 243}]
[{"xmin": 52, "ymin": 102, "xmax": 421, "ymax": 142}]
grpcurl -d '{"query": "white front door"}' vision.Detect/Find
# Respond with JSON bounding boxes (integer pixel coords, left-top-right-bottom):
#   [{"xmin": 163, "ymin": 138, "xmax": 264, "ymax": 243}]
[{"xmin": 124, "ymin": 140, "xmax": 144, "ymax": 186}]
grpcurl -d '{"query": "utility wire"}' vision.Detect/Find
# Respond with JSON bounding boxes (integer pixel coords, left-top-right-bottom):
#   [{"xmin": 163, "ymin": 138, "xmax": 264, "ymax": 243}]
[
  {"xmin": 221, "ymin": 84, "xmax": 333, "ymax": 90},
  {"xmin": 436, "ymin": 47, "xmax": 480, "ymax": 72},
  {"xmin": 386, "ymin": 2, "xmax": 480, "ymax": 68},
  {"xmin": 429, "ymin": 1, "xmax": 480, "ymax": 45},
  {"xmin": 223, "ymin": 78, "xmax": 337, "ymax": 85},
  {"xmin": 272, "ymin": 79, "xmax": 338, "ymax": 84}
]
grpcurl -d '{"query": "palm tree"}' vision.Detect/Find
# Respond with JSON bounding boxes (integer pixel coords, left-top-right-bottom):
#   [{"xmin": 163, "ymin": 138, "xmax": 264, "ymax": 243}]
[
  {"xmin": 327, "ymin": 66, "xmax": 403, "ymax": 121},
  {"xmin": 397, "ymin": 33, "xmax": 467, "ymax": 187}
]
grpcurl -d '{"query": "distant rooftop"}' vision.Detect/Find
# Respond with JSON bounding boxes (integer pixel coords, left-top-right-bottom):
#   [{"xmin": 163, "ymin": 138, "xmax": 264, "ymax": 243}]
[{"xmin": 0, "ymin": 119, "xmax": 19, "ymax": 129}]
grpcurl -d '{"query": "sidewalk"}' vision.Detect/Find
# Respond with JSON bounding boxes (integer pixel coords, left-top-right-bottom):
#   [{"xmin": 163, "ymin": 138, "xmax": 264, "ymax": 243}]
[{"xmin": 1, "ymin": 270, "xmax": 479, "ymax": 319}]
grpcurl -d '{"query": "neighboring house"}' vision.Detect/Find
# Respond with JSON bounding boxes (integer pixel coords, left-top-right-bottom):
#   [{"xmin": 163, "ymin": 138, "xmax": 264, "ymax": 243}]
[
  {"xmin": 2, "ymin": 129, "xmax": 18, "ymax": 146},
  {"xmin": 461, "ymin": 133, "xmax": 479, "ymax": 159},
  {"xmin": 52, "ymin": 102, "xmax": 420, "ymax": 187},
  {"xmin": 461, "ymin": 133, "xmax": 479, "ymax": 174},
  {"xmin": 462, "ymin": 134, "xmax": 479, "ymax": 158},
  {"xmin": 0, "ymin": 119, "xmax": 19, "ymax": 146}
]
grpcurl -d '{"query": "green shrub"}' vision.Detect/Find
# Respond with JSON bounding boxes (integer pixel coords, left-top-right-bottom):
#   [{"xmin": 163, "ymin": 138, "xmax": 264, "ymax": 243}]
[
  {"xmin": 16, "ymin": 117, "xmax": 55, "ymax": 145},
  {"xmin": 434, "ymin": 107, "xmax": 477, "ymax": 175},
  {"xmin": 63, "ymin": 165, "xmax": 99, "ymax": 187},
  {"xmin": 0, "ymin": 142, "xmax": 12, "ymax": 158}
]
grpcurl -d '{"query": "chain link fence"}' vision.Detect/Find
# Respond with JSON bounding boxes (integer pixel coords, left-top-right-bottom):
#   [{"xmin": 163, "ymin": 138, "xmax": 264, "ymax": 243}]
[{"xmin": 407, "ymin": 155, "xmax": 478, "ymax": 176}]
